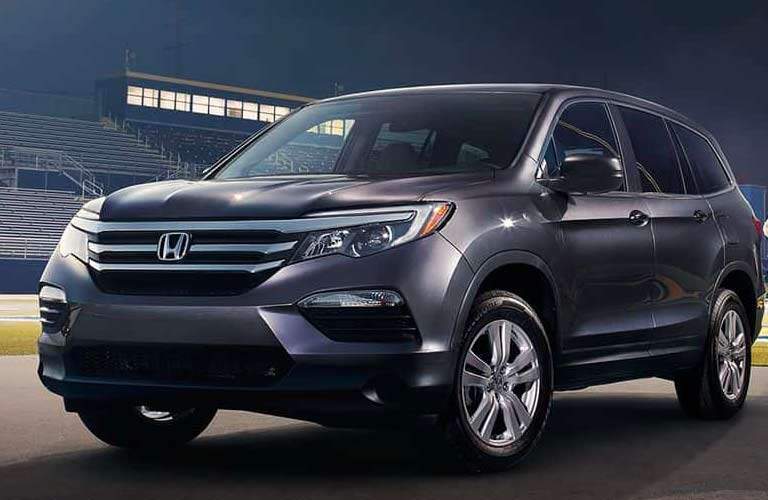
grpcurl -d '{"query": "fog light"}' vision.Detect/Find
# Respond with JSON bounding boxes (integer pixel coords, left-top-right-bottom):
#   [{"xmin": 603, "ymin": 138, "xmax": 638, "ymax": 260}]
[
  {"xmin": 298, "ymin": 290, "xmax": 404, "ymax": 309},
  {"xmin": 39, "ymin": 285, "xmax": 69, "ymax": 335},
  {"xmin": 39, "ymin": 286, "xmax": 66, "ymax": 303}
]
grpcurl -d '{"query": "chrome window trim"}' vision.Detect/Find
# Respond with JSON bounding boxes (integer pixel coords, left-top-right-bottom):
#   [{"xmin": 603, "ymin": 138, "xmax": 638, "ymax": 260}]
[{"xmin": 89, "ymin": 260, "xmax": 283, "ymax": 274}]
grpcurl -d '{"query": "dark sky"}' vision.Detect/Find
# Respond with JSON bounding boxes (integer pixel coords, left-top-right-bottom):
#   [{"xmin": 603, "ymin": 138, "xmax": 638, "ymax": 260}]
[{"xmin": 1, "ymin": 0, "xmax": 767, "ymax": 182}]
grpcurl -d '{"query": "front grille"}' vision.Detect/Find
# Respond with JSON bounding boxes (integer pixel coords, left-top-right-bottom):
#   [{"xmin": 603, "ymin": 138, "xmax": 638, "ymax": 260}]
[
  {"xmin": 301, "ymin": 305, "xmax": 420, "ymax": 342},
  {"xmin": 70, "ymin": 207, "xmax": 420, "ymax": 297},
  {"xmin": 86, "ymin": 228, "xmax": 300, "ymax": 296},
  {"xmin": 69, "ymin": 344, "xmax": 293, "ymax": 386}
]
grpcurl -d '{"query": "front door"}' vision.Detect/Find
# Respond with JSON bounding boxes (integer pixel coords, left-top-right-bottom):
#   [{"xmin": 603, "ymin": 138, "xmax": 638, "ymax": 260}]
[{"xmin": 538, "ymin": 102, "xmax": 656, "ymax": 375}]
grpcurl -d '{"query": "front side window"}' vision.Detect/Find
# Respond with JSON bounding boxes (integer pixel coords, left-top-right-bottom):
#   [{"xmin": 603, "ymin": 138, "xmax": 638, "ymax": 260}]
[
  {"xmin": 671, "ymin": 124, "xmax": 730, "ymax": 194},
  {"xmin": 541, "ymin": 102, "xmax": 623, "ymax": 190},
  {"xmin": 215, "ymin": 93, "xmax": 540, "ymax": 179},
  {"xmin": 619, "ymin": 107, "xmax": 685, "ymax": 194}
]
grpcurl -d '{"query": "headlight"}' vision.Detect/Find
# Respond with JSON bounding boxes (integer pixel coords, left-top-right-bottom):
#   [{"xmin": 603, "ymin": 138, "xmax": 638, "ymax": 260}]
[
  {"xmin": 58, "ymin": 224, "xmax": 89, "ymax": 263},
  {"xmin": 293, "ymin": 202, "xmax": 453, "ymax": 262}
]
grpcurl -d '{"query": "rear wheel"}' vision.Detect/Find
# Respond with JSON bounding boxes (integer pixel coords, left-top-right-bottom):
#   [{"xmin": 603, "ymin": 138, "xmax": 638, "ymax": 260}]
[
  {"xmin": 443, "ymin": 291, "xmax": 553, "ymax": 472},
  {"xmin": 675, "ymin": 289, "xmax": 751, "ymax": 419},
  {"xmin": 78, "ymin": 405, "xmax": 217, "ymax": 449}
]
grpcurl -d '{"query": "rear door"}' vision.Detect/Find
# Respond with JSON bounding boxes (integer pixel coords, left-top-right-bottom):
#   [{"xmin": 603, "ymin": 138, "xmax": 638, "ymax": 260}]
[{"xmin": 615, "ymin": 106, "xmax": 724, "ymax": 362}]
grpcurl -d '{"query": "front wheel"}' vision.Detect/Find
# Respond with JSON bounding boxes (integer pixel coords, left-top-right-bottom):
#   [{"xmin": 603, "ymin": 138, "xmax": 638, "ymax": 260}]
[
  {"xmin": 442, "ymin": 291, "xmax": 553, "ymax": 472},
  {"xmin": 675, "ymin": 288, "xmax": 751, "ymax": 420},
  {"xmin": 78, "ymin": 405, "xmax": 217, "ymax": 449}
]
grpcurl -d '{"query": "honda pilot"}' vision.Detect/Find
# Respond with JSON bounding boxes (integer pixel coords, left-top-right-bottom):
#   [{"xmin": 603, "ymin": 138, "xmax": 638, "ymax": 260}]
[{"xmin": 38, "ymin": 84, "xmax": 764, "ymax": 471}]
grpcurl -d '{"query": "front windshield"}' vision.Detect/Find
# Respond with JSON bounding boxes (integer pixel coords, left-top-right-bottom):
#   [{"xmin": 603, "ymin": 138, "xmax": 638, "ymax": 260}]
[{"xmin": 214, "ymin": 92, "xmax": 541, "ymax": 179}]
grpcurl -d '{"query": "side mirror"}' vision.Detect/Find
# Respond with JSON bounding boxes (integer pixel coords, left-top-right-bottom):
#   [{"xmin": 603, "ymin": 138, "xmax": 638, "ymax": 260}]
[{"xmin": 541, "ymin": 154, "xmax": 623, "ymax": 194}]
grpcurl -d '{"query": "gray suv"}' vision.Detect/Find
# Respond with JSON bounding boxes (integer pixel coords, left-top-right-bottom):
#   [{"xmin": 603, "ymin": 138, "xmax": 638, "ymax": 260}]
[{"xmin": 38, "ymin": 85, "xmax": 764, "ymax": 471}]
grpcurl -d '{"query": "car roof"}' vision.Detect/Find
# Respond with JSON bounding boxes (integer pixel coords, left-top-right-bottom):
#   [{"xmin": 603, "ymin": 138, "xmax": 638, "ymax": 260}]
[{"xmin": 320, "ymin": 83, "xmax": 709, "ymax": 140}]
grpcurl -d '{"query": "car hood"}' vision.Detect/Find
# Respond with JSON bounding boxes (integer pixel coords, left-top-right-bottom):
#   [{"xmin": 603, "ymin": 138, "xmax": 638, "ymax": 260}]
[{"xmin": 99, "ymin": 173, "xmax": 489, "ymax": 220}]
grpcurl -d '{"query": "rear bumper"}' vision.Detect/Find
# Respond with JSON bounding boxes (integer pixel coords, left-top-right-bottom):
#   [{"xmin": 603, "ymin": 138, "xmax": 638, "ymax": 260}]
[{"xmin": 37, "ymin": 234, "xmax": 471, "ymax": 422}]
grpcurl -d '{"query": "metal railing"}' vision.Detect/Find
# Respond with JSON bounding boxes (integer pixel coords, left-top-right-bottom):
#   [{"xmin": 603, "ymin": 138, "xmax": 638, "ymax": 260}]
[
  {"xmin": 0, "ymin": 146, "xmax": 103, "ymax": 198},
  {"xmin": 102, "ymin": 115, "xmax": 195, "ymax": 181},
  {"xmin": 0, "ymin": 238, "xmax": 55, "ymax": 260}
]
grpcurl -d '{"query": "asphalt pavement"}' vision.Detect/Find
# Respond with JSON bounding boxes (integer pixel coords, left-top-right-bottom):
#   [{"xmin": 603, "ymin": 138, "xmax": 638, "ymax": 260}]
[{"xmin": 1, "ymin": 355, "xmax": 767, "ymax": 500}]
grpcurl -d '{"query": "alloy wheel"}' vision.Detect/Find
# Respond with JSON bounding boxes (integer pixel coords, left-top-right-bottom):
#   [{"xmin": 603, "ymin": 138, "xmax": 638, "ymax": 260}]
[
  {"xmin": 716, "ymin": 310, "xmax": 747, "ymax": 401},
  {"xmin": 461, "ymin": 319, "xmax": 541, "ymax": 446}
]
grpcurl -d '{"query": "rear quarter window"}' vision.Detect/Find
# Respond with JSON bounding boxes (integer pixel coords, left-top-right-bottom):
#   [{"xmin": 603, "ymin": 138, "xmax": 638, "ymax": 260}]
[
  {"xmin": 618, "ymin": 106, "xmax": 685, "ymax": 195},
  {"xmin": 671, "ymin": 124, "xmax": 731, "ymax": 194}
]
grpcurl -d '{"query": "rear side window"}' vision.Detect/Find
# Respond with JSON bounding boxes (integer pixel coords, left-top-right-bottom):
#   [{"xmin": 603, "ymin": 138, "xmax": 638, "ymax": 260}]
[
  {"xmin": 619, "ymin": 107, "xmax": 684, "ymax": 194},
  {"xmin": 542, "ymin": 102, "xmax": 623, "ymax": 189},
  {"xmin": 671, "ymin": 124, "xmax": 731, "ymax": 194}
]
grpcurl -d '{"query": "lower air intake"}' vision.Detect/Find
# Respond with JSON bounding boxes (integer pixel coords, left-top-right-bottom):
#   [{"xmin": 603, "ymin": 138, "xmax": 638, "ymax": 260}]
[{"xmin": 69, "ymin": 344, "xmax": 293, "ymax": 386}]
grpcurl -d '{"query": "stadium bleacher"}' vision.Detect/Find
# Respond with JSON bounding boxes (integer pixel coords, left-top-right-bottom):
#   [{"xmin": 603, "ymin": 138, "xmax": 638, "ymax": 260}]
[
  {"xmin": 0, "ymin": 110, "xmax": 175, "ymax": 192},
  {"xmin": 132, "ymin": 123, "xmax": 249, "ymax": 168},
  {"xmin": 0, "ymin": 188, "xmax": 83, "ymax": 259},
  {"xmin": 0, "ymin": 110, "xmax": 182, "ymax": 264},
  {"xmin": 0, "ymin": 72, "xmax": 317, "ymax": 291}
]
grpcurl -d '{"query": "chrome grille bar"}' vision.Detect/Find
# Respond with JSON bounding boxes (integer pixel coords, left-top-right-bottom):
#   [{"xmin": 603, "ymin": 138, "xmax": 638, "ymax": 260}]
[
  {"xmin": 71, "ymin": 210, "xmax": 415, "ymax": 234},
  {"xmin": 88, "ymin": 243, "xmax": 156, "ymax": 253},
  {"xmin": 89, "ymin": 260, "xmax": 284, "ymax": 274},
  {"xmin": 189, "ymin": 242, "xmax": 297, "ymax": 253},
  {"xmin": 88, "ymin": 241, "xmax": 297, "ymax": 254}
]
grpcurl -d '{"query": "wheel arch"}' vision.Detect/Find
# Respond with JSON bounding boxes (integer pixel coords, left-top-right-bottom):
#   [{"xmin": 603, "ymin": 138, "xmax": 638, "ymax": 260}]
[
  {"xmin": 714, "ymin": 263, "xmax": 760, "ymax": 341},
  {"xmin": 452, "ymin": 251, "xmax": 562, "ymax": 353}
]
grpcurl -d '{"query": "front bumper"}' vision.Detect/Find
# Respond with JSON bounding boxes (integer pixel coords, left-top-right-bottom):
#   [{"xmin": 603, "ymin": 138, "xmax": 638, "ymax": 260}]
[{"xmin": 38, "ymin": 234, "xmax": 472, "ymax": 423}]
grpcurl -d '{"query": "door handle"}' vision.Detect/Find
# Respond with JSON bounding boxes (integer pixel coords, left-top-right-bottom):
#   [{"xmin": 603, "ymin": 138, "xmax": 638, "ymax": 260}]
[
  {"xmin": 628, "ymin": 210, "xmax": 649, "ymax": 226},
  {"xmin": 693, "ymin": 210, "xmax": 710, "ymax": 223}
]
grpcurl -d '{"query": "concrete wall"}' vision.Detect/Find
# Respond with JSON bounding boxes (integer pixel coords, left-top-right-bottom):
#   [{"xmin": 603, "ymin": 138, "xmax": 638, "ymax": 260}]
[{"xmin": 0, "ymin": 259, "xmax": 46, "ymax": 293}]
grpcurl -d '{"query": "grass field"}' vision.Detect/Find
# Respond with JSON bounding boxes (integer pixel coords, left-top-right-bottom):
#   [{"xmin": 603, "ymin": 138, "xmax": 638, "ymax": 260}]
[
  {"xmin": 1, "ymin": 295, "xmax": 767, "ymax": 364},
  {"xmin": 0, "ymin": 321, "xmax": 40, "ymax": 355}
]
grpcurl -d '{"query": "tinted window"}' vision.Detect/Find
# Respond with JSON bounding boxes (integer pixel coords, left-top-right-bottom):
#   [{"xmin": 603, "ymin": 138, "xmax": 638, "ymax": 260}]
[
  {"xmin": 542, "ymin": 102, "xmax": 623, "ymax": 189},
  {"xmin": 619, "ymin": 107, "xmax": 684, "ymax": 194},
  {"xmin": 672, "ymin": 124, "xmax": 730, "ymax": 194},
  {"xmin": 216, "ymin": 93, "xmax": 540, "ymax": 178}
]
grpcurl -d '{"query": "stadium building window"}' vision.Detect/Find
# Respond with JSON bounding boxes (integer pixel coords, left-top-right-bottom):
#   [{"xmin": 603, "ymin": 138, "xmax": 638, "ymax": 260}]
[
  {"xmin": 260, "ymin": 104, "xmax": 275, "ymax": 122},
  {"xmin": 126, "ymin": 86, "xmax": 143, "ymax": 106},
  {"xmin": 125, "ymin": 85, "xmax": 297, "ymax": 124},
  {"xmin": 160, "ymin": 91, "xmax": 176, "ymax": 110},
  {"xmin": 192, "ymin": 95, "xmax": 209, "ymax": 114},
  {"xmin": 142, "ymin": 88, "xmax": 159, "ymax": 108},
  {"xmin": 316, "ymin": 121, "xmax": 333, "ymax": 135},
  {"xmin": 209, "ymin": 97, "xmax": 225, "ymax": 116},
  {"xmin": 227, "ymin": 100, "xmax": 243, "ymax": 118},
  {"xmin": 331, "ymin": 119, "xmax": 345, "ymax": 135},
  {"xmin": 274, "ymin": 106, "xmax": 290, "ymax": 121},
  {"xmin": 175, "ymin": 92, "xmax": 190, "ymax": 112},
  {"xmin": 243, "ymin": 101, "xmax": 259, "ymax": 120}
]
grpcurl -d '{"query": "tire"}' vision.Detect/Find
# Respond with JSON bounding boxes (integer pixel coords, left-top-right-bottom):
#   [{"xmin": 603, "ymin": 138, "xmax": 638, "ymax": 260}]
[
  {"xmin": 78, "ymin": 405, "xmax": 217, "ymax": 449},
  {"xmin": 674, "ymin": 288, "xmax": 751, "ymax": 420},
  {"xmin": 442, "ymin": 290, "xmax": 553, "ymax": 472}
]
